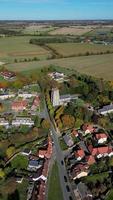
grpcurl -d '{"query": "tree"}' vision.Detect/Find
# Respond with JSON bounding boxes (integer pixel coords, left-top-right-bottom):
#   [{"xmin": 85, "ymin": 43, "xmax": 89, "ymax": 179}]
[
  {"xmin": 61, "ymin": 115, "xmax": 75, "ymax": 128},
  {"xmin": 41, "ymin": 119, "xmax": 50, "ymax": 129},
  {"xmin": 0, "ymin": 168, "xmax": 5, "ymax": 179},
  {"xmin": 6, "ymin": 146, "xmax": 15, "ymax": 159}
]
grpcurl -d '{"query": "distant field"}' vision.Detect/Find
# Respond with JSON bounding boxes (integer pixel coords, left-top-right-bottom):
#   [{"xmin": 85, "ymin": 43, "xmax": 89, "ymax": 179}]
[
  {"xmin": 47, "ymin": 43, "xmax": 113, "ymax": 57},
  {"xmin": 49, "ymin": 26, "xmax": 92, "ymax": 35},
  {"xmin": 6, "ymin": 54, "xmax": 113, "ymax": 81},
  {"xmin": 0, "ymin": 36, "xmax": 50, "ymax": 62},
  {"xmin": 23, "ymin": 25, "xmax": 55, "ymax": 34}
]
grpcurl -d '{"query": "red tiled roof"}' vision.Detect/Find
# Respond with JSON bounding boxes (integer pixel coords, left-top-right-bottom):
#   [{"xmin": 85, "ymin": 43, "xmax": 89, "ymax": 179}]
[
  {"xmin": 89, "ymin": 146, "xmax": 113, "ymax": 156},
  {"xmin": 33, "ymin": 96, "xmax": 40, "ymax": 106},
  {"xmin": 75, "ymin": 149, "xmax": 85, "ymax": 158},
  {"xmin": 0, "ymin": 71, "xmax": 16, "ymax": 78},
  {"xmin": 82, "ymin": 123, "xmax": 94, "ymax": 132},
  {"xmin": 86, "ymin": 155, "xmax": 96, "ymax": 165},
  {"xmin": 12, "ymin": 100, "xmax": 27, "ymax": 110},
  {"xmin": 95, "ymin": 133, "xmax": 107, "ymax": 140},
  {"xmin": 71, "ymin": 129, "xmax": 78, "ymax": 137},
  {"xmin": 38, "ymin": 137, "xmax": 52, "ymax": 159}
]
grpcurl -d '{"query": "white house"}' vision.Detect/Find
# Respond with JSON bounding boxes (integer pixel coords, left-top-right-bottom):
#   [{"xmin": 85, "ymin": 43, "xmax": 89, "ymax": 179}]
[
  {"xmin": 0, "ymin": 94, "xmax": 15, "ymax": 100},
  {"xmin": 0, "ymin": 118, "xmax": 9, "ymax": 127},
  {"xmin": 98, "ymin": 104, "xmax": 113, "ymax": 115},
  {"xmin": 95, "ymin": 133, "xmax": 107, "ymax": 144},
  {"xmin": 12, "ymin": 117, "xmax": 34, "ymax": 127},
  {"xmin": 18, "ymin": 93, "xmax": 36, "ymax": 99},
  {"xmin": 51, "ymin": 88, "xmax": 78, "ymax": 107}
]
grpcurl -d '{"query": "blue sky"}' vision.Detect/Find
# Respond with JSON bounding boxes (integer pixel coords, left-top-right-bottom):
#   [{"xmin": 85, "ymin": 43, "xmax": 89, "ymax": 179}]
[{"xmin": 0, "ymin": 0, "xmax": 113, "ymax": 20}]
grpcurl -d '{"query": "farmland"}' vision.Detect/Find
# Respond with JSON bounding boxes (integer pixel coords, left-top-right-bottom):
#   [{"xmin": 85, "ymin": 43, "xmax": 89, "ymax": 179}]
[
  {"xmin": 49, "ymin": 26, "xmax": 93, "ymax": 35},
  {"xmin": 6, "ymin": 53, "xmax": 113, "ymax": 81},
  {"xmin": 0, "ymin": 36, "xmax": 50, "ymax": 62},
  {"xmin": 47, "ymin": 43, "xmax": 113, "ymax": 57}
]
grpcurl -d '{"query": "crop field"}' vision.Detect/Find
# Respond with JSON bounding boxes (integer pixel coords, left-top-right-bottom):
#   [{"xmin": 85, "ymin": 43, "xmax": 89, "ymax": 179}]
[
  {"xmin": 23, "ymin": 25, "xmax": 55, "ymax": 34},
  {"xmin": 47, "ymin": 43, "xmax": 113, "ymax": 57},
  {"xmin": 6, "ymin": 53, "xmax": 113, "ymax": 81},
  {"xmin": 86, "ymin": 27, "xmax": 113, "ymax": 37},
  {"xmin": 0, "ymin": 36, "xmax": 50, "ymax": 62},
  {"xmin": 49, "ymin": 26, "xmax": 92, "ymax": 35}
]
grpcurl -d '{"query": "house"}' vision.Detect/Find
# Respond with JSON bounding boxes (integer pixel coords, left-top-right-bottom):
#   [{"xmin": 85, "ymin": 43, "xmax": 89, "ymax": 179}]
[
  {"xmin": 71, "ymin": 129, "xmax": 79, "ymax": 137},
  {"xmin": 21, "ymin": 148, "xmax": 31, "ymax": 156},
  {"xmin": 0, "ymin": 70, "xmax": 16, "ymax": 80},
  {"xmin": 0, "ymin": 94, "xmax": 15, "ymax": 100},
  {"xmin": 16, "ymin": 176, "xmax": 23, "ymax": 184},
  {"xmin": 63, "ymin": 134, "xmax": 74, "ymax": 147},
  {"xmin": 71, "ymin": 164, "xmax": 89, "ymax": 180},
  {"xmin": 0, "ymin": 118, "xmax": 9, "ymax": 127},
  {"xmin": 12, "ymin": 100, "xmax": 28, "ymax": 112},
  {"xmin": 38, "ymin": 137, "xmax": 52, "ymax": 159},
  {"xmin": 86, "ymin": 155, "xmax": 96, "ymax": 165},
  {"xmin": 95, "ymin": 133, "xmax": 107, "ymax": 144},
  {"xmin": 88, "ymin": 145, "xmax": 113, "ymax": 158},
  {"xmin": 82, "ymin": 123, "xmax": 95, "ymax": 135},
  {"xmin": 28, "ymin": 159, "xmax": 43, "ymax": 171},
  {"xmin": 31, "ymin": 96, "xmax": 40, "ymax": 111},
  {"xmin": 12, "ymin": 117, "xmax": 34, "ymax": 127},
  {"xmin": 48, "ymin": 72, "xmax": 65, "ymax": 82},
  {"xmin": 18, "ymin": 93, "xmax": 36, "ymax": 99},
  {"xmin": 98, "ymin": 104, "xmax": 113, "ymax": 115},
  {"xmin": 75, "ymin": 149, "xmax": 85, "ymax": 161},
  {"xmin": 51, "ymin": 88, "xmax": 79, "ymax": 107},
  {"xmin": 77, "ymin": 182, "xmax": 93, "ymax": 200}
]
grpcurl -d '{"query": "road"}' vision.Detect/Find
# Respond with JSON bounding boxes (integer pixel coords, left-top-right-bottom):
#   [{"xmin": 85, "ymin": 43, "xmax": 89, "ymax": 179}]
[{"xmin": 44, "ymin": 102, "xmax": 76, "ymax": 200}]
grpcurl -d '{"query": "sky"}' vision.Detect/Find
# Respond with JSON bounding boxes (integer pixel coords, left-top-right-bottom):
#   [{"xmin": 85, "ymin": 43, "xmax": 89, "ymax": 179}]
[{"xmin": 0, "ymin": 0, "xmax": 113, "ymax": 20}]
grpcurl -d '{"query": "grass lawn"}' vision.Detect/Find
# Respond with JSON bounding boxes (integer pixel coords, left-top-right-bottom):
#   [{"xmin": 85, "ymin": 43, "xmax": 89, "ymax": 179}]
[
  {"xmin": 48, "ymin": 162, "xmax": 64, "ymax": 200},
  {"xmin": 106, "ymin": 189, "xmax": 113, "ymax": 200},
  {"xmin": 47, "ymin": 43, "xmax": 113, "ymax": 57},
  {"xmin": 6, "ymin": 53, "xmax": 113, "ymax": 81},
  {"xmin": 0, "ymin": 36, "xmax": 50, "ymax": 62},
  {"xmin": 59, "ymin": 138, "xmax": 68, "ymax": 151}
]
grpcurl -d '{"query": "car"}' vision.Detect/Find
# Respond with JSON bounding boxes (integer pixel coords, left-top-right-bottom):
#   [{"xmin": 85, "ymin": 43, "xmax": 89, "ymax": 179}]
[
  {"xmin": 69, "ymin": 196, "xmax": 73, "ymax": 200},
  {"xmin": 64, "ymin": 176, "xmax": 67, "ymax": 182},
  {"xmin": 61, "ymin": 160, "xmax": 64, "ymax": 165},
  {"xmin": 66, "ymin": 185, "xmax": 70, "ymax": 192}
]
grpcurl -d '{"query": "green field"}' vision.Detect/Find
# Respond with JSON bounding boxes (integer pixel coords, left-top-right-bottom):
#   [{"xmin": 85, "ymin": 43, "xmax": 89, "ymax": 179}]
[
  {"xmin": 47, "ymin": 43, "xmax": 113, "ymax": 57},
  {"xmin": 48, "ymin": 162, "xmax": 63, "ymax": 200},
  {"xmin": 0, "ymin": 36, "xmax": 50, "ymax": 62},
  {"xmin": 6, "ymin": 53, "xmax": 113, "ymax": 81}
]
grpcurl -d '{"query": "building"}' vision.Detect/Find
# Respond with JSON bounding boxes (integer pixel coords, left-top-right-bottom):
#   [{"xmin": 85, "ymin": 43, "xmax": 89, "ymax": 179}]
[
  {"xmin": 16, "ymin": 176, "xmax": 23, "ymax": 184},
  {"xmin": 82, "ymin": 123, "xmax": 95, "ymax": 135},
  {"xmin": 0, "ymin": 94, "xmax": 15, "ymax": 100},
  {"xmin": 18, "ymin": 93, "xmax": 36, "ymax": 99},
  {"xmin": 38, "ymin": 137, "xmax": 52, "ymax": 159},
  {"xmin": 95, "ymin": 133, "xmax": 107, "ymax": 144},
  {"xmin": 28, "ymin": 159, "xmax": 43, "ymax": 171},
  {"xmin": 12, "ymin": 117, "xmax": 34, "ymax": 127},
  {"xmin": 75, "ymin": 149, "xmax": 85, "ymax": 161},
  {"xmin": 71, "ymin": 129, "xmax": 79, "ymax": 137},
  {"xmin": 48, "ymin": 72, "xmax": 65, "ymax": 82},
  {"xmin": 71, "ymin": 164, "xmax": 89, "ymax": 180},
  {"xmin": 12, "ymin": 100, "xmax": 28, "ymax": 112},
  {"xmin": 21, "ymin": 149, "xmax": 31, "ymax": 156},
  {"xmin": 0, "ymin": 118, "xmax": 9, "ymax": 127},
  {"xmin": 31, "ymin": 96, "xmax": 40, "ymax": 111},
  {"xmin": 98, "ymin": 104, "xmax": 113, "ymax": 115},
  {"xmin": 51, "ymin": 88, "xmax": 78, "ymax": 107},
  {"xmin": 0, "ymin": 70, "xmax": 16, "ymax": 80},
  {"xmin": 63, "ymin": 134, "xmax": 74, "ymax": 147},
  {"xmin": 88, "ymin": 145, "xmax": 113, "ymax": 158},
  {"xmin": 86, "ymin": 155, "xmax": 96, "ymax": 165}
]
